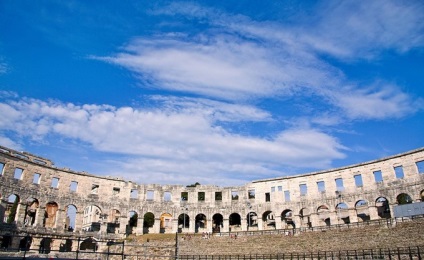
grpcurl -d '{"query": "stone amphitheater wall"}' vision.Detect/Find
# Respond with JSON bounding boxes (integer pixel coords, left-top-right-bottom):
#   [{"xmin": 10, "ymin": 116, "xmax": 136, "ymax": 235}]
[{"xmin": 0, "ymin": 145, "xmax": 423, "ymax": 238}]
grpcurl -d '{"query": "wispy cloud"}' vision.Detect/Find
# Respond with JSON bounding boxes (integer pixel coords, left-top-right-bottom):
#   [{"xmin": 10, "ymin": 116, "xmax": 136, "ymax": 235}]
[
  {"xmin": 97, "ymin": 0, "xmax": 423, "ymax": 122},
  {"xmin": 0, "ymin": 96, "xmax": 345, "ymax": 185}
]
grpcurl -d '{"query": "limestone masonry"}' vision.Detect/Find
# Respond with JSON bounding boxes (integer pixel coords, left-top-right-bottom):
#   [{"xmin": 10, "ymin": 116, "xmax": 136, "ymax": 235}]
[{"xmin": 1, "ymin": 145, "xmax": 423, "ymax": 239}]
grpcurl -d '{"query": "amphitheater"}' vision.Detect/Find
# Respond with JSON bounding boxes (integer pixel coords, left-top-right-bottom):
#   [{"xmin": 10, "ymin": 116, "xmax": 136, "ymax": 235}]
[{"xmin": 0, "ymin": 144, "xmax": 423, "ymax": 259}]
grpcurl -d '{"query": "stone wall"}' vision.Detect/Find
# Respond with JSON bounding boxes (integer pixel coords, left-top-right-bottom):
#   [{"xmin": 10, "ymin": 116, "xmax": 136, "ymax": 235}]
[{"xmin": 0, "ymin": 145, "xmax": 423, "ymax": 239}]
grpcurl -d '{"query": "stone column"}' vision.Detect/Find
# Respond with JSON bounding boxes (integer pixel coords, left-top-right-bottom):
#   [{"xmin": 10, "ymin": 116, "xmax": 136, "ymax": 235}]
[
  {"xmin": 207, "ymin": 217, "xmax": 213, "ymax": 233},
  {"xmin": 188, "ymin": 217, "xmax": 195, "ymax": 233},
  {"xmin": 222, "ymin": 219, "xmax": 229, "ymax": 233},
  {"xmin": 119, "ymin": 217, "xmax": 128, "ymax": 234},
  {"xmin": 241, "ymin": 217, "xmax": 247, "ymax": 231},
  {"xmin": 369, "ymin": 206, "xmax": 380, "ymax": 221},
  {"xmin": 348, "ymin": 209, "xmax": 358, "ymax": 223},
  {"xmin": 136, "ymin": 218, "xmax": 144, "ymax": 235},
  {"xmin": 172, "ymin": 218, "xmax": 179, "ymax": 233},
  {"xmin": 16, "ymin": 202, "xmax": 26, "ymax": 226},
  {"xmin": 153, "ymin": 218, "xmax": 161, "ymax": 233},
  {"xmin": 257, "ymin": 218, "xmax": 263, "ymax": 231},
  {"xmin": 74, "ymin": 211, "xmax": 83, "ymax": 232},
  {"xmin": 36, "ymin": 206, "xmax": 45, "ymax": 227},
  {"xmin": 275, "ymin": 215, "xmax": 282, "ymax": 230}
]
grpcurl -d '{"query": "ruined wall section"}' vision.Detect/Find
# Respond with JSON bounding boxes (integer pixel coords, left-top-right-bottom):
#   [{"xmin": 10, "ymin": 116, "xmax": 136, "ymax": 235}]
[{"xmin": 1, "ymin": 145, "xmax": 423, "ymax": 236}]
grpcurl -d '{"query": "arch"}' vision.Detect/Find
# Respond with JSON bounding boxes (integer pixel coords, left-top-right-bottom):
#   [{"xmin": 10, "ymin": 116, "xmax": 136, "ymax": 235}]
[
  {"xmin": 80, "ymin": 238, "xmax": 97, "ymax": 251},
  {"xmin": 421, "ymin": 190, "xmax": 424, "ymax": 201},
  {"xmin": 19, "ymin": 236, "xmax": 32, "ymax": 251},
  {"xmin": 143, "ymin": 212, "xmax": 155, "ymax": 234},
  {"xmin": 4, "ymin": 194, "xmax": 20, "ymax": 224},
  {"xmin": 299, "ymin": 208, "xmax": 311, "ymax": 228},
  {"xmin": 195, "ymin": 213, "xmax": 207, "ymax": 233},
  {"xmin": 178, "ymin": 213, "xmax": 190, "ymax": 232},
  {"xmin": 107, "ymin": 209, "xmax": 121, "ymax": 234},
  {"xmin": 317, "ymin": 205, "xmax": 330, "ymax": 226},
  {"xmin": 281, "ymin": 209, "xmax": 295, "ymax": 229},
  {"xmin": 82, "ymin": 205, "xmax": 102, "ymax": 231},
  {"xmin": 262, "ymin": 210, "xmax": 275, "ymax": 229},
  {"xmin": 43, "ymin": 202, "xmax": 59, "ymax": 228},
  {"xmin": 213, "ymin": 213, "xmax": 224, "ymax": 233},
  {"xmin": 65, "ymin": 204, "xmax": 77, "ymax": 232},
  {"xmin": 127, "ymin": 210, "xmax": 138, "ymax": 235},
  {"xmin": 229, "ymin": 213, "xmax": 241, "ymax": 231},
  {"xmin": 355, "ymin": 199, "xmax": 370, "ymax": 222},
  {"xmin": 396, "ymin": 193, "xmax": 413, "ymax": 204},
  {"xmin": 39, "ymin": 237, "xmax": 52, "ymax": 254},
  {"xmin": 376, "ymin": 197, "xmax": 391, "ymax": 219},
  {"xmin": 160, "ymin": 212, "xmax": 172, "ymax": 233},
  {"xmin": 24, "ymin": 198, "xmax": 39, "ymax": 226},
  {"xmin": 246, "ymin": 212, "xmax": 257, "ymax": 229},
  {"xmin": 336, "ymin": 202, "xmax": 350, "ymax": 224}
]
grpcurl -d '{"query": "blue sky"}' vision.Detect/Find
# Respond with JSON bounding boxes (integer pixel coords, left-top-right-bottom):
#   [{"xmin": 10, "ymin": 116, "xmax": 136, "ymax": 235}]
[{"xmin": 0, "ymin": 0, "xmax": 423, "ymax": 186}]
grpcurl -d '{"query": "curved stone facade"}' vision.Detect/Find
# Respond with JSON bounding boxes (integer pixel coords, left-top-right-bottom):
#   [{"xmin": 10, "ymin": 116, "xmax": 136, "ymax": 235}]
[{"xmin": 1, "ymin": 145, "xmax": 423, "ymax": 238}]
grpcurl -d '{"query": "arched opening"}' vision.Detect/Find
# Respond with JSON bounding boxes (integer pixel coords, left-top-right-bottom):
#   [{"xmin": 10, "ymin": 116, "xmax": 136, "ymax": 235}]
[
  {"xmin": 355, "ymin": 200, "xmax": 370, "ymax": 222},
  {"xmin": 229, "ymin": 213, "xmax": 241, "ymax": 231},
  {"xmin": 19, "ymin": 236, "xmax": 32, "ymax": 251},
  {"xmin": 39, "ymin": 238, "xmax": 52, "ymax": 254},
  {"xmin": 80, "ymin": 238, "xmax": 97, "ymax": 251},
  {"xmin": 421, "ymin": 190, "xmax": 424, "ymax": 201},
  {"xmin": 262, "ymin": 211, "xmax": 275, "ymax": 229},
  {"xmin": 59, "ymin": 239, "xmax": 73, "ymax": 252},
  {"xmin": 65, "ymin": 205, "xmax": 77, "ymax": 232},
  {"xmin": 281, "ymin": 209, "xmax": 295, "ymax": 229},
  {"xmin": 397, "ymin": 193, "xmax": 413, "ymax": 204},
  {"xmin": 82, "ymin": 205, "xmax": 102, "ymax": 231},
  {"xmin": 127, "ymin": 211, "xmax": 138, "ymax": 235},
  {"xmin": 178, "ymin": 213, "xmax": 189, "ymax": 233},
  {"xmin": 107, "ymin": 209, "xmax": 121, "ymax": 234},
  {"xmin": 43, "ymin": 202, "xmax": 58, "ymax": 228},
  {"xmin": 212, "ymin": 213, "xmax": 223, "ymax": 233},
  {"xmin": 336, "ymin": 202, "xmax": 350, "ymax": 224},
  {"xmin": 24, "ymin": 198, "xmax": 39, "ymax": 226},
  {"xmin": 143, "ymin": 212, "xmax": 155, "ymax": 234},
  {"xmin": 317, "ymin": 205, "xmax": 330, "ymax": 226},
  {"xmin": 4, "ymin": 194, "xmax": 20, "ymax": 224},
  {"xmin": 376, "ymin": 197, "xmax": 391, "ymax": 219},
  {"xmin": 160, "ymin": 213, "xmax": 172, "ymax": 233},
  {"xmin": 195, "ymin": 213, "xmax": 207, "ymax": 233},
  {"xmin": 246, "ymin": 212, "xmax": 258, "ymax": 230},
  {"xmin": 299, "ymin": 208, "xmax": 311, "ymax": 228}
]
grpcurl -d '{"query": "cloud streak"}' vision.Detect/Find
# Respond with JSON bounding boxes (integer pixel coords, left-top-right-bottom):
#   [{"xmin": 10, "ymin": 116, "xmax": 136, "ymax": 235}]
[{"xmin": 0, "ymin": 96, "xmax": 345, "ymax": 185}]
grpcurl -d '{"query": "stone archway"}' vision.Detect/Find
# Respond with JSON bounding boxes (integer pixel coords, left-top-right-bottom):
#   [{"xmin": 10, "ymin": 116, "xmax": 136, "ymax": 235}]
[
  {"xmin": 160, "ymin": 213, "xmax": 172, "ymax": 233},
  {"xmin": 396, "ymin": 193, "xmax": 413, "ymax": 204},
  {"xmin": 281, "ymin": 209, "xmax": 294, "ymax": 229},
  {"xmin": 355, "ymin": 200, "xmax": 370, "ymax": 222},
  {"xmin": 213, "ymin": 213, "xmax": 223, "ymax": 233},
  {"xmin": 65, "ymin": 204, "xmax": 77, "ymax": 232},
  {"xmin": 24, "ymin": 198, "xmax": 39, "ymax": 226},
  {"xmin": 262, "ymin": 211, "xmax": 275, "ymax": 229},
  {"xmin": 317, "ymin": 205, "xmax": 330, "ymax": 226},
  {"xmin": 335, "ymin": 202, "xmax": 350, "ymax": 224},
  {"xmin": 195, "ymin": 213, "xmax": 207, "ymax": 233},
  {"xmin": 43, "ymin": 202, "xmax": 58, "ymax": 228},
  {"xmin": 376, "ymin": 197, "xmax": 391, "ymax": 219},
  {"xmin": 229, "ymin": 213, "xmax": 241, "ymax": 231},
  {"xmin": 246, "ymin": 212, "xmax": 258, "ymax": 230}
]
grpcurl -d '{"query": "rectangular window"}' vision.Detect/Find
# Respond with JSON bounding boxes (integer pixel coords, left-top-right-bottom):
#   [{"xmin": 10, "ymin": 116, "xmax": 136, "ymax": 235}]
[
  {"xmin": 198, "ymin": 192, "xmax": 205, "ymax": 201},
  {"xmin": 284, "ymin": 190, "xmax": 290, "ymax": 202},
  {"xmin": 14, "ymin": 168, "xmax": 23, "ymax": 180},
  {"xmin": 164, "ymin": 191, "xmax": 171, "ymax": 201},
  {"xmin": 394, "ymin": 166, "xmax": 404, "ymax": 179},
  {"xmin": 146, "ymin": 190, "xmax": 155, "ymax": 200},
  {"xmin": 335, "ymin": 178, "xmax": 344, "ymax": 191},
  {"xmin": 113, "ymin": 187, "xmax": 120, "ymax": 195},
  {"xmin": 271, "ymin": 186, "xmax": 275, "ymax": 192},
  {"xmin": 70, "ymin": 181, "xmax": 78, "ymax": 192},
  {"xmin": 91, "ymin": 184, "xmax": 99, "ymax": 194},
  {"xmin": 317, "ymin": 181, "xmax": 325, "ymax": 193},
  {"xmin": 416, "ymin": 161, "xmax": 424, "ymax": 174},
  {"xmin": 0, "ymin": 162, "xmax": 5, "ymax": 176},
  {"xmin": 277, "ymin": 186, "xmax": 282, "ymax": 192},
  {"xmin": 373, "ymin": 170, "xmax": 383, "ymax": 183},
  {"xmin": 51, "ymin": 177, "xmax": 60, "ymax": 188},
  {"xmin": 215, "ymin": 192, "xmax": 222, "ymax": 201},
  {"xmin": 248, "ymin": 189, "xmax": 255, "ymax": 199},
  {"xmin": 265, "ymin": 192, "xmax": 270, "ymax": 202},
  {"xmin": 354, "ymin": 174, "xmax": 363, "ymax": 187},
  {"xmin": 181, "ymin": 192, "xmax": 188, "ymax": 201},
  {"xmin": 33, "ymin": 173, "xmax": 41, "ymax": 184},
  {"xmin": 299, "ymin": 184, "xmax": 307, "ymax": 196},
  {"xmin": 231, "ymin": 191, "xmax": 239, "ymax": 200}
]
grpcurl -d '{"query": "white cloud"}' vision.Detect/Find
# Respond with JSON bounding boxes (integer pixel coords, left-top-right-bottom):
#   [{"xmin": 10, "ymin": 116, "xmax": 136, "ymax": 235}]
[{"xmin": 0, "ymin": 97, "xmax": 346, "ymax": 185}]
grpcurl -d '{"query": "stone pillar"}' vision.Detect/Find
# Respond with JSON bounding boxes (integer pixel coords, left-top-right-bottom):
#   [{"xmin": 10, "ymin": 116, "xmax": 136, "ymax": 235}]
[
  {"xmin": 74, "ymin": 211, "xmax": 83, "ymax": 232},
  {"xmin": 16, "ymin": 202, "xmax": 26, "ymax": 226},
  {"xmin": 36, "ymin": 206, "xmax": 45, "ymax": 227},
  {"xmin": 0, "ymin": 199, "xmax": 6, "ymax": 222},
  {"xmin": 136, "ymin": 218, "xmax": 144, "ymax": 235},
  {"xmin": 119, "ymin": 217, "xmax": 128, "ymax": 234},
  {"xmin": 172, "ymin": 218, "xmax": 179, "ymax": 233},
  {"xmin": 293, "ymin": 215, "xmax": 302, "ymax": 229},
  {"xmin": 330, "ymin": 212, "xmax": 339, "ymax": 225},
  {"xmin": 275, "ymin": 215, "xmax": 282, "ymax": 230},
  {"xmin": 222, "ymin": 219, "xmax": 229, "ymax": 233},
  {"xmin": 188, "ymin": 217, "xmax": 195, "ymax": 233},
  {"xmin": 55, "ymin": 208, "xmax": 65, "ymax": 230},
  {"xmin": 369, "ymin": 206, "xmax": 380, "ymax": 221},
  {"xmin": 241, "ymin": 217, "xmax": 247, "ymax": 231},
  {"xmin": 207, "ymin": 217, "xmax": 213, "ymax": 233},
  {"xmin": 348, "ymin": 209, "xmax": 358, "ymax": 223},
  {"xmin": 257, "ymin": 218, "xmax": 263, "ymax": 231},
  {"xmin": 153, "ymin": 218, "xmax": 161, "ymax": 233}
]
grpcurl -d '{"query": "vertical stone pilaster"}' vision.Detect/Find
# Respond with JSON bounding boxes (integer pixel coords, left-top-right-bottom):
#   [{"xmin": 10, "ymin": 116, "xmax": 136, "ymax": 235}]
[{"xmin": 222, "ymin": 219, "xmax": 229, "ymax": 233}]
